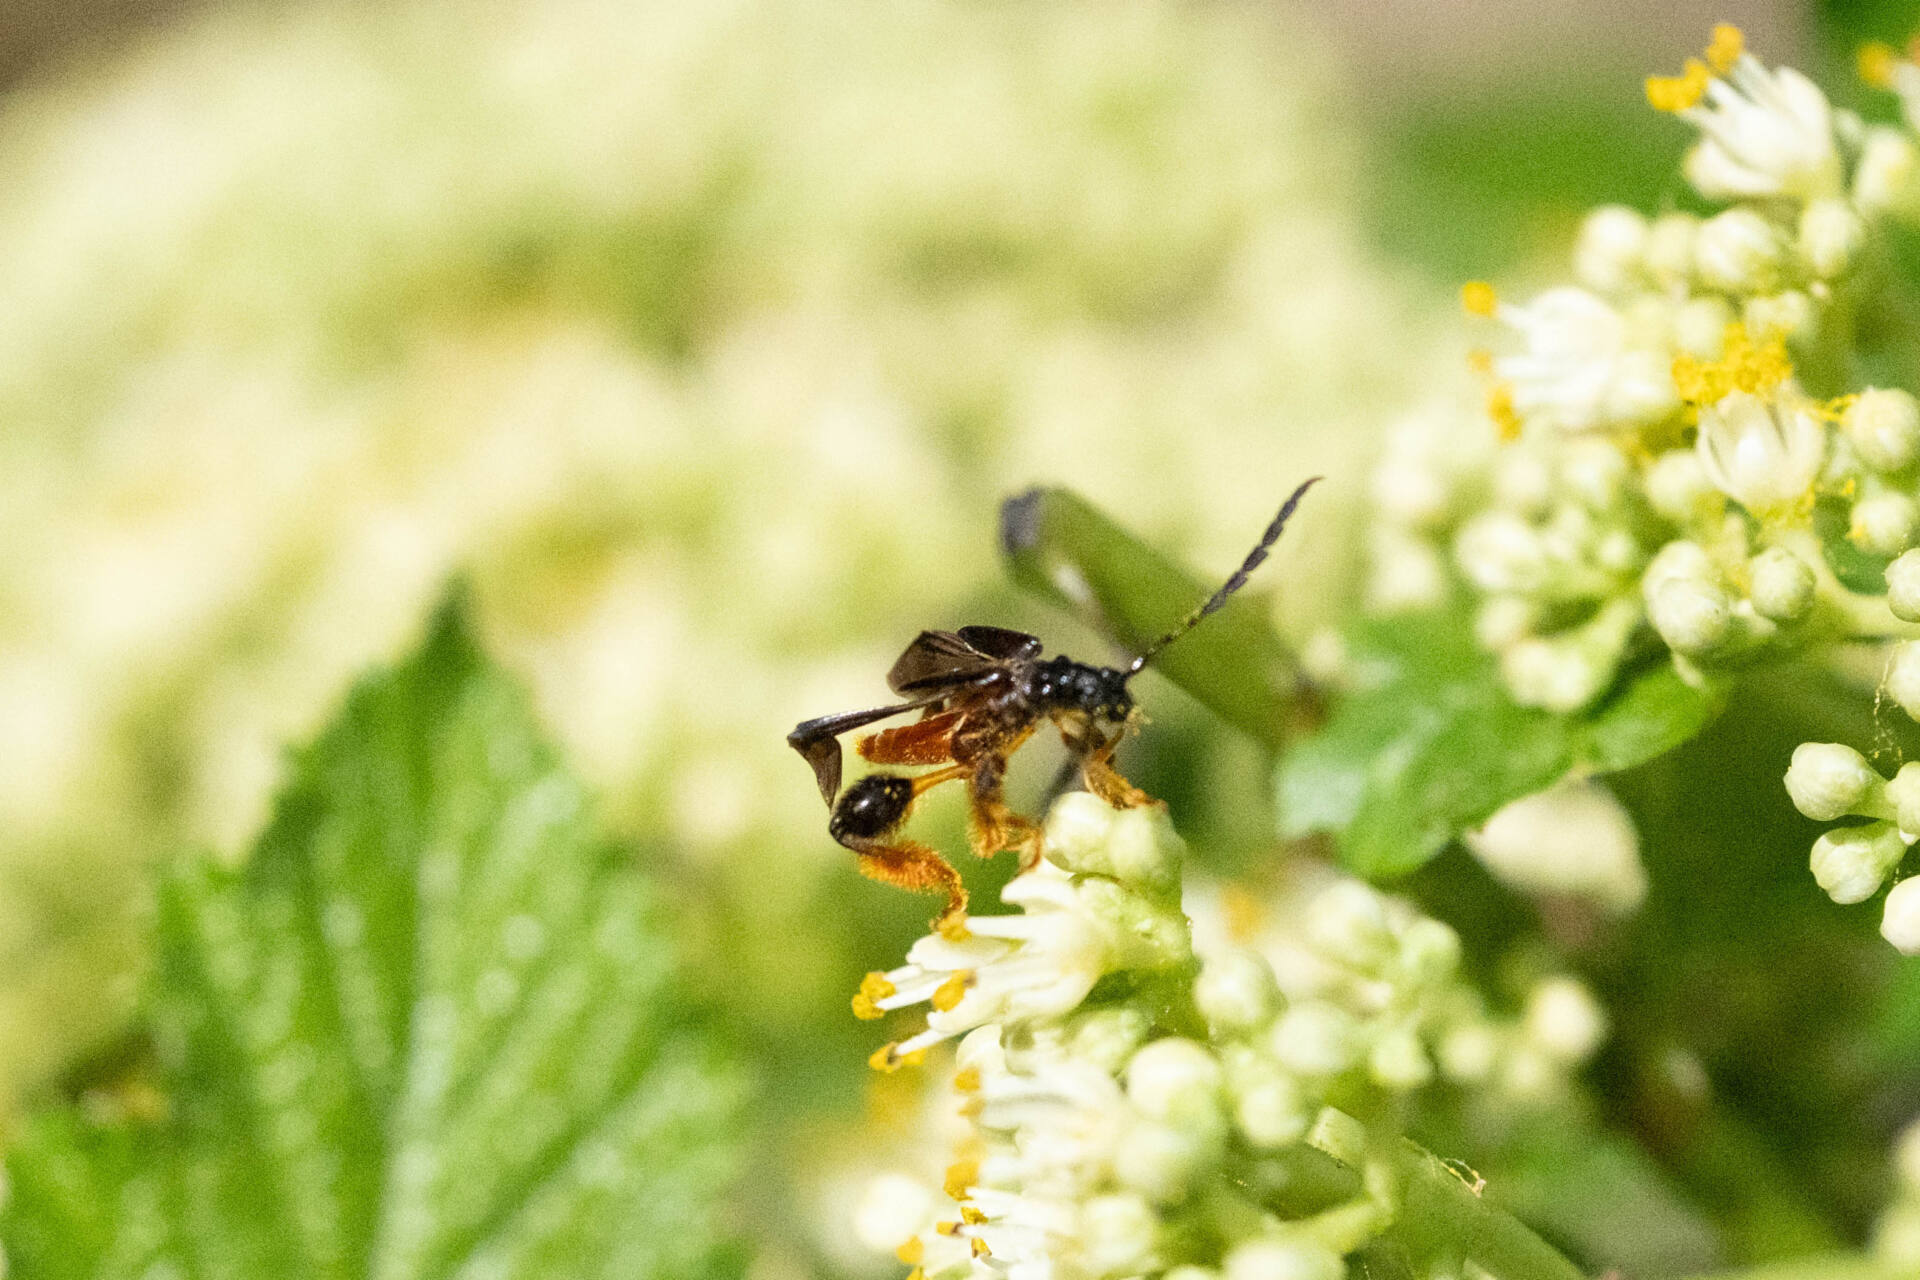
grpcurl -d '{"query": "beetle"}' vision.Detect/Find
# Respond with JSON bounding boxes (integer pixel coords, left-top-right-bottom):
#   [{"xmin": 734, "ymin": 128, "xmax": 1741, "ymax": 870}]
[{"xmin": 788, "ymin": 477, "xmax": 1319, "ymax": 933}]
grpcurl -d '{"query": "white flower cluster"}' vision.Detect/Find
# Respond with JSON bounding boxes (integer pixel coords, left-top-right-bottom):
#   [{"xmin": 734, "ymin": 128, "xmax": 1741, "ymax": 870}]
[
  {"xmin": 1783, "ymin": 743, "xmax": 1920, "ymax": 951},
  {"xmin": 853, "ymin": 794, "xmax": 1607, "ymax": 1279},
  {"xmin": 0, "ymin": 0, "xmax": 1425, "ymax": 1109},
  {"xmin": 1370, "ymin": 25, "xmax": 1920, "ymax": 715}
]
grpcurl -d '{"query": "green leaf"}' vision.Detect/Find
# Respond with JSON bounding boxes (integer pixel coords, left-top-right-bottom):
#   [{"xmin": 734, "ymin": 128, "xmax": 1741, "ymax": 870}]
[
  {"xmin": 1276, "ymin": 610, "xmax": 1726, "ymax": 877},
  {"xmin": 999, "ymin": 486, "xmax": 1313, "ymax": 749},
  {"xmin": 1814, "ymin": 495, "xmax": 1893, "ymax": 596},
  {"xmin": 2, "ymin": 598, "xmax": 745, "ymax": 1280}
]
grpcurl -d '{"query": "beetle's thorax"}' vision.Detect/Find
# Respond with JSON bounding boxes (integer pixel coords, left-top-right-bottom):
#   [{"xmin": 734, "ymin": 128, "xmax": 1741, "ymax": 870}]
[{"xmin": 1020, "ymin": 654, "xmax": 1134, "ymax": 722}]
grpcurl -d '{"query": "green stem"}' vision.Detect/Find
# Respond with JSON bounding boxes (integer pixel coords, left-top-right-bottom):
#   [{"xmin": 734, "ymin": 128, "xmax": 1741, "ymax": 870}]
[{"xmin": 1385, "ymin": 1139, "xmax": 1587, "ymax": 1280}]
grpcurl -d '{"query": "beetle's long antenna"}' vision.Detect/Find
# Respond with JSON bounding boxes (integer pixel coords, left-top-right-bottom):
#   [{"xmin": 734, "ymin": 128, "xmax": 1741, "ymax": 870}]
[{"xmin": 1126, "ymin": 476, "xmax": 1321, "ymax": 676}]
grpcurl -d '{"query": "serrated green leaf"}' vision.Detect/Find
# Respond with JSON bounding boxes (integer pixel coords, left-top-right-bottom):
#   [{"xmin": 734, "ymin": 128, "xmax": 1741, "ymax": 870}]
[
  {"xmin": 2, "ymin": 598, "xmax": 744, "ymax": 1280},
  {"xmin": 1276, "ymin": 611, "xmax": 1726, "ymax": 877},
  {"xmin": 999, "ymin": 486, "xmax": 1314, "ymax": 749}
]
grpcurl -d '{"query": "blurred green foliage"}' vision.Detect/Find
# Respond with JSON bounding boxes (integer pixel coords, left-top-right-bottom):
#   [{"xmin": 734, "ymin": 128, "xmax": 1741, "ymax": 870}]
[{"xmin": 1, "ymin": 601, "xmax": 744, "ymax": 1280}]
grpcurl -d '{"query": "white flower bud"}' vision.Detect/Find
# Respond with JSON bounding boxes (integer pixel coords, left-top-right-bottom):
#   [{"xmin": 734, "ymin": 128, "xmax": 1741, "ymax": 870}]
[
  {"xmin": 1523, "ymin": 977, "xmax": 1608, "ymax": 1063},
  {"xmin": 1845, "ymin": 389, "xmax": 1920, "ymax": 474},
  {"xmin": 1574, "ymin": 205, "xmax": 1650, "ymax": 294},
  {"xmin": 1368, "ymin": 1025, "xmax": 1434, "ymax": 1090},
  {"xmin": 1045, "ymin": 794, "xmax": 1182, "ymax": 890},
  {"xmin": 1895, "ymin": 1116, "xmax": 1920, "ymax": 1187},
  {"xmin": 1304, "ymin": 881, "xmax": 1394, "ymax": 969},
  {"xmin": 1438, "ymin": 1024, "xmax": 1501, "ymax": 1083},
  {"xmin": 1230, "ymin": 1067, "xmax": 1309, "ymax": 1148},
  {"xmin": 1811, "ymin": 821, "xmax": 1907, "ymax": 903},
  {"xmin": 1270, "ymin": 1001, "xmax": 1359, "ymax": 1077},
  {"xmin": 1855, "ymin": 126, "xmax": 1920, "ymax": 217},
  {"xmin": 1398, "ymin": 918, "xmax": 1463, "ymax": 985},
  {"xmin": 1889, "ymin": 641, "xmax": 1920, "ymax": 722},
  {"xmin": 1194, "ymin": 948, "xmax": 1282, "ymax": 1034},
  {"xmin": 1115, "ymin": 1119, "xmax": 1214, "ymax": 1203},
  {"xmin": 1673, "ymin": 296, "xmax": 1736, "ymax": 358},
  {"xmin": 1223, "ymin": 1239, "xmax": 1344, "ymax": 1280},
  {"xmin": 1475, "ymin": 595, "xmax": 1539, "ymax": 650},
  {"xmin": 1466, "ymin": 779, "xmax": 1647, "ymax": 913},
  {"xmin": 1785, "ymin": 742, "xmax": 1879, "ymax": 821},
  {"xmin": 1071, "ymin": 1006, "xmax": 1151, "ymax": 1074},
  {"xmin": 1502, "ymin": 635, "xmax": 1615, "ymax": 713},
  {"xmin": 1695, "ymin": 209, "xmax": 1788, "ymax": 294},
  {"xmin": 1560, "ymin": 438, "xmax": 1631, "ymax": 510},
  {"xmin": 1127, "ymin": 1037, "xmax": 1222, "ymax": 1122},
  {"xmin": 1645, "ymin": 212, "xmax": 1699, "ymax": 287},
  {"xmin": 1645, "ymin": 539, "xmax": 1717, "ymax": 593},
  {"xmin": 1080, "ymin": 1193, "xmax": 1160, "ymax": 1277},
  {"xmin": 1889, "ymin": 762, "xmax": 1920, "ymax": 835},
  {"xmin": 1647, "ymin": 577, "xmax": 1733, "ymax": 656},
  {"xmin": 1742, "ymin": 290, "xmax": 1817, "ymax": 343},
  {"xmin": 1852, "ymin": 492, "xmax": 1920, "ymax": 557},
  {"xmin": 854, "ymin": 1173, "xmax": 934, "ymax": 1253},
  {"xmin": 1884, "ymin": 878, "xmax": 1920, "ymax": 956},
  {"xmin": 1800, "ymin": 198, "xmax": 1866, "ymax": 278},
  {"xmin": 1491, "ymin": 449, "xmax": 1555, "ymax": 516},
  {"xmin": 1695, "ymin": 390, "xmax": 1826, "ymax": 516},
  {"xmin": 1890, "ymin": 550, "xmax": 1920, "ymax": 622},
  {"xmin": 1646, "ymin": 451, "xmax": 1718, "ymax": 525},
  {"xmin": 1749, "ymin": 547, "xmax": 1816, "ymax": 621}
]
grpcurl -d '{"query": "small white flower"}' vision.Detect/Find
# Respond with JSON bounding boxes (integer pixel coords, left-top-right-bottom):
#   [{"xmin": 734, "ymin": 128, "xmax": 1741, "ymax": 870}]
[
  {"xmin": 1851, "ymin": 491, "xmax": 1920, "ymax": 557},
  {"xmin": 1694, "ymin": 389, "xmax": 1826, "ymax": 518},
  {"xmin": 1678, "ymin": 54, "xmax": 1842, "ymax": 200},
  {"xmin": 1193, "ymin": 948, "xmax": 1282, "ymax": 1034},
  {"xmin": 1694, "ymin": 208, "xmax": 1787, "ymax": 294},
  {"xmin": 1467, "ymin": 778, "xmax": 1647, "ymax": 913},
  {"xmin": 1854, "ymin": 126, "xmax": 1920, "ymax": 218},
  {"xmin": 1785, "ymin": 742, "xmax": 1880, "ymax": 822},
  {"xmin": 1884, "ymin": 878, "xmax": 1920, "ymax": 955},
  {"xmin": 1799, "ymin": 198, "xmax": 1865, "ymax": 279},
  {"xmin": 1890, "ymin": 641, "xmax": 1920, "ymax": 723},
  {"xmin": 1491, "ymin": 288, "xmax": 1677, "ymax": 433},
  {"xmin": 1888, "ymin": 550, "xmax": 1920, "ymax": 622},
  {"xmin": 1523, "ymin": 977, "xmax": 1609, "ymax": 1063},
  {"xmin": 1573, "ymin": 205, "xmax": 1650, "ymax": 294},
  {"xmin": 1748, "ymin": 547, "xmax": 1815, "ymax": 622},
  {"xmin": 1844, "ymin": 389, "xmax": 1920, "ymax": 474},
  {"xmin": 1811, "ymin": 822, "xmax": 1907, "ymax": 904}
]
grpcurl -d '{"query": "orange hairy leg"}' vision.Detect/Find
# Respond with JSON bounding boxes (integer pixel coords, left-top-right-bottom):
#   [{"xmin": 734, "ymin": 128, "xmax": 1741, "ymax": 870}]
[
  {"xmin": 1063, "ymin": 720, "xmax": 1155, "ymax": 810},
  {"xmin": 858, "ymin": 711, "xmax": 964, "ymax": 766},
  {"xmin": 849, "ymin": 838, "xmax": 968, "ymax": 932},
  {"xmin": 960, "ymin": 730, "xmax": 1043, "ymax": 867}
]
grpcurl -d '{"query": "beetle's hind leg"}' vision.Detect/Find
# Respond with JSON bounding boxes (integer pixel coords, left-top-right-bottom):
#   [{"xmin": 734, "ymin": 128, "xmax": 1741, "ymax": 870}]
[
  {"xmin": 830, "ymin": 768, "xmax": 972, "ymax": 935},
  {"xmin": 966, "ymin": 752, "xmax": 1045, "ymax": 872}
]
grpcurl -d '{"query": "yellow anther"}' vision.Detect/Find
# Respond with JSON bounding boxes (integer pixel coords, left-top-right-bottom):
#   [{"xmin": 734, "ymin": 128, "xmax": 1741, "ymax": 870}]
[
  {"xmin": 1861, "ymin": 41, "xmax": 1899, "ymax": 89},
  {"xmin": 1672, "ymin": 322, "xmax": 1792, "ymax": 407},
  {"xmin": 931, "ymin": 971, "xmax": 973, "ymax": 1013},
  {"xmin": 972, "ymin": 1238, "xmax": 992, "ymax": 1259},
  {"xmin": 1646, "ymin": 59, "xmax": 1711, "ymax": 113},
  {"xmin": 1460, "ymin": 280, "xmax": 1498, "ymax": 317},
  {"xmin": 869, "ymin": 1042, "xmax": 902, "ymax": 1073},
  {"xmin": 937, "ymin": 914, "xmax": 972, "ymax": 942},
  {"xmin": 1487, "ymin": 381, "xmax": 1522, "ymax": 443},
  {"xmin": 936, "ymin": 1221, "xmax": 962, "ymax": 1238},
  {"xmin": 908, "ymin": 1269, "xmax": 925, "ymax": 1280},
  {"xmin": 952, "ymin": 1066, "xmax": 981, "ymax": 1093},
  {"xmin": 1466, "ymin": 348, "xmax": 1494, "ymax": 378},
  {"xmin": 1706, "ymin": 23, "xmax": 1744, "ymax": 74},
  {"xmin": 1221, "ymin": 884, "xmax": 1266, "ymax": 942},
  {"xmin": 852, "ymin": 971, "xmax": 895, "ymax": 1021},
  {"xmin": 944, "ymin": 1158, "xmax": 979, "ymax": 1200},
  {"xmin": 897, "ymin": 1239, "xmax": 925, "ymax": 1265},
  {"xmin": 961, "ymin": 1206, "xmax": 989, "ymax": 1226}
]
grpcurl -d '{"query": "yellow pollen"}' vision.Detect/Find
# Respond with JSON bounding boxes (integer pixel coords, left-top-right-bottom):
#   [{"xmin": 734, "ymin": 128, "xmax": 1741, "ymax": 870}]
[
  {"xmin": 1487, "ymin": 381, "xmax": 1522, "ymax": 443},
  {"xmin": 852, "ymin": 971, "xmax": 895, "ymax": 1021},
  {"xmin": 1460, "ymin": 280, "xmax": 1498, "ymax": 317},
  {"xmin": 1466, "ymin": 348, "xmax": 1494, "ymax": 378},
  {"xmin": 1705, "ymin": 24, "xmax": 1744, "ymax": 74},
  {"xmin": 1860, "ymin": 41, "xmax": 1899, "ymax": 89},
  {"xmin": 869, "ymin": 1042, "xmax": 902, "ymax": 1073},
  {"xmin": 936, "ymin": 1221, "xmax": 962, "ymax": 1238},
  {"xmin": 972, "ymin": 1238, "xmax": 992, "ymax": 1259},
  {"xmin": 1672, "ymin": 323, "xmax": 1792, "ymax": 407},
  {"xmin": 961, "ymin": 1206, "xmax": 989, "ymax": 1226},
  {"xmin": 931, "ymin": 970, "xmax": 973, "ymax": 1013},
  {"xmin": 937, "ymin": 914, "xmax": 972, "ymax": 942},
  {"xmin": 908, "ymin": 1269, "xmax": 925, "ymax": 1280},
  {"xmin": 897, "ymin": 1239, "xmax": 925, "ymax": 1266},
  {"xmin": 944, "ymin": 1159, "xmax": 979, "ymax": 1200},
  {"xmin": 953, "ymin": 1066, "xmax": 982, "ymax": 1093},
  {"xmin": 1646, "ymin": 58, "xmax": 1711, "ymax": 113}
]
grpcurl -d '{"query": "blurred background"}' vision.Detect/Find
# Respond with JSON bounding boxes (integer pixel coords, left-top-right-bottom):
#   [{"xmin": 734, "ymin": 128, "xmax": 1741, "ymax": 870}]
[{"xmin": 0, "ymin": 0, "xmax": 1907, "ymax": 1274}]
